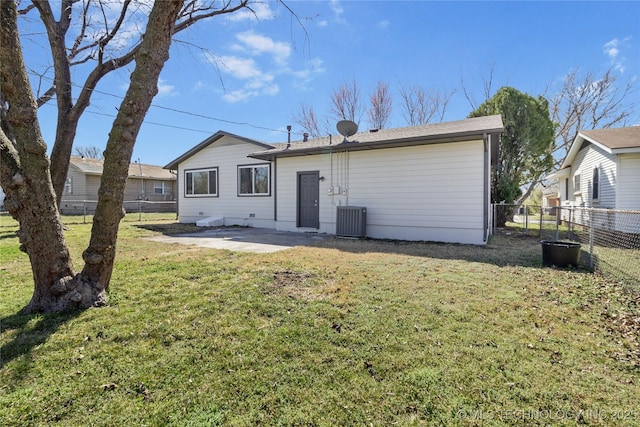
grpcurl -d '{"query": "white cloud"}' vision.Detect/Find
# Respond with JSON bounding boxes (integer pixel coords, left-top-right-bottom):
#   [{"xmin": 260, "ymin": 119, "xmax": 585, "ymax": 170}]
[
  {"xmin": 228, "ymin": 2, "xmax": 274, "ymax": 21},
  {"xmin": 235, "ymin": 31, "xmax": 291, "ymax": 65},
  {"xmin": 604, "ymin": 39, "xmax": 620, "ymax": 58},
  {"xmin": 214, "ymin": 55, "xmax": 280, "ymax": 103},
  {"xmin": 378, "ymin": 20, "xmax": 390, "ymax": 30},
  {"xmin": 218, "ymin": 55, "xmax": 263, "ymax": 79},
  {"xmin": 603, "ymin": 37, "xmax": 632, "ymax": 73},
  {"xmin": 330, "ymin": 0, "xmax": 345, "ymax": 23},
  {"xmin": 288, "ymin": 58, "xmax": 326, "ymax": 86},
  {"xmin": 156, "ymin": 79, "xmax": 177, "ymax": 97},
  {"xmin": 199, "ymin": 28, "xmax": 322, "ymax": 103}
]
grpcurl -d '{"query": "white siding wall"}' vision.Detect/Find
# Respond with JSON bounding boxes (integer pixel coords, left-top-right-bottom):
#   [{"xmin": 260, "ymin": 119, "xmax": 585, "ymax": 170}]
[
  {"xmin": 275, "ymin": 154, "xmax": 334, "ymax": 234},
  {"xmin": 617, "ymin": 154, "xmax": 640, "ymax": 210},
  {"xmin": 569, "ymin": 143, "xmax": 617, "ymax": 208},
  {"xmin": 276, "ymin": 140, "xmax": 487, "ymax": 244},
  {"xmin": 177, "ymin": 136, "xmax": 274, "ymax": 227}
]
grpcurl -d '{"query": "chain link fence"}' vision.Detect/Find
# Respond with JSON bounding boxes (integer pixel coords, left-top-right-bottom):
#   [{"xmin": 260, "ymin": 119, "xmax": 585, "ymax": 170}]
[
  {"xmin": 59, "ymin": 200, "xmax": 176, "ymax": 223},
  {"xmin": 492, "ymin": 204, "xmax": 640, "ymax": 290}
]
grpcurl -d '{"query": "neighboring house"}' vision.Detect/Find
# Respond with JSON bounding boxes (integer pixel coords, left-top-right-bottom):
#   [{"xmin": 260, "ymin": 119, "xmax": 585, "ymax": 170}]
[
  {"xmin": 541, "ymin": 182, "xmax": 560, "ymax": 212},
  {"xmin": 551, "ymin": 126, "xmax": 640, "ymax": 210},
  {"xmin": 164, "ymin": 115, "xmax": 503, "ymax": 245},
  {"xmin": 549, "ymin": 126, "xmax": 640, "ymax": 231},
  {"xmin": 60, "ymin": 156, "xmax": 176, "ymax": 214}
]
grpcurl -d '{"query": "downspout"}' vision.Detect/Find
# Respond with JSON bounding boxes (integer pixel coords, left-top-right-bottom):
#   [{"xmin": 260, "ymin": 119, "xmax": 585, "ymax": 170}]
[
  {"xmin": 273, "ymin": 157, "xmax": 277, "ymax": 222},
  {"xmin": 174, "ymin": 169, "xmax": 179, "ymax": 220},
  {"xmin": 483, "ymin": 133, "xmax": 490, "ymax": 242}
]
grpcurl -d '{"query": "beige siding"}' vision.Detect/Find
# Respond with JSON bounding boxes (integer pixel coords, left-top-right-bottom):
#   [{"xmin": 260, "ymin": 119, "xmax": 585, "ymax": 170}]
[
  {"xmin": 60, "ymin": 163, "xmax": 176, "ymax": 214},
  {"xmin": 276, "ymin": 140, "xmax": 487, "ymax": 244},
  {"xmin": 124, "ymin": 178, "xmax": 144, "ymax": 201},
  {"xmin": 618, "ymin": 154, "xmax": 640, "ymax": 210},
  {"xmin": 178, "ymin": 136, "xmax": 274, "ymax": 226},
  {"xmin": 143, "ymin": 179, "xmax": 176, "ymax": 201},
  {"xmin": 60, "ymin": 165, "xmax": 90, "ymax": 213}
]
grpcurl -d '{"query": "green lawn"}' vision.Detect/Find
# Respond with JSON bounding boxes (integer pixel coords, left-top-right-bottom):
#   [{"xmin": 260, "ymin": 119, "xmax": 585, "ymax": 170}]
[{"xmin": 1, "ymin": 214, "xmax": 639, "ymax": 426}]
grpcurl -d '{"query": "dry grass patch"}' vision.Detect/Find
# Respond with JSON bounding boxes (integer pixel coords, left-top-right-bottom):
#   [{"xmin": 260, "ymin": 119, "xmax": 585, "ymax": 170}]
[{"xmin": 2, "ymin": 216, "xmax": 639, "ymax": 425}]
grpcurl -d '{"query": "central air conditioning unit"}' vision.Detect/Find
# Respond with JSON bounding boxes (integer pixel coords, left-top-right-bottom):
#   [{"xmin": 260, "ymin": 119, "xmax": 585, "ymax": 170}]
[{"xmin": 336, "ymin": 206, "xmax": 367, "ymax": 237}]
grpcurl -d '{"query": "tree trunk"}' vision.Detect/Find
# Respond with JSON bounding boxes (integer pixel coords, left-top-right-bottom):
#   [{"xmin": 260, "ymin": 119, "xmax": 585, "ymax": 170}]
[
  {"xmin": 1, "ymin": 1, "xmax": 106, "ymax": 313},
  {"xmin": 79, "ymin": 0, "xmax": 184, "ymax": 289},
  {"xmin": 32, "ymin": 0, "xmax": 77, "ymax": 208},
  {"xmin": 1, "ymin": 0, "xmax": 182, "ymax": 313}
]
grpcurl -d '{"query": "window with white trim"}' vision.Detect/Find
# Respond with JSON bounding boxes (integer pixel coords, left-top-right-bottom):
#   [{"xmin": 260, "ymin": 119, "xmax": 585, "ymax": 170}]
[
  {"xmin": 238, "ymin": 164, "xmax": 270, "ymax": 196},
  {"xmin": 154, "ymin": 181, "xmax": 168, "ymax": 195},
  {"xmin": 185, "ymin": 168, "xmax": 218, "ymax": 197},
  {"xmin": 64, "ymin": 177, "xmax": 72, "ymax": 194},
  {"xmin": 573, "ymin": 173, "xmax": 581, "ymax": 194},
  {"xmin": 592, "ymin": 166, "xmax": 600, "ymax": 201}
]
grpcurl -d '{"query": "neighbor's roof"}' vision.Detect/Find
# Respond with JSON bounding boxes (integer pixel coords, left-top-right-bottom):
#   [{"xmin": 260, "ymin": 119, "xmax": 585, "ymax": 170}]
[
  {"xmin": 70, "ymin": 156, "xmax": 175, "ymax": 180},
  {"xmin": 248, "ymin": 115, "xmax": 504, "ymax": 161},
  {"xmin": 560, "ymin": 126, "xmax": 640, "ymax": 169},
  {"xmin": 163, "ymin": 130, "xmax": 274, "ymax": 170}
]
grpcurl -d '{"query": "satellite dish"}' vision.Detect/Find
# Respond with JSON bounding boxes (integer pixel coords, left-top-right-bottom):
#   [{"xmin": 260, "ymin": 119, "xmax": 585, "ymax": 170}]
[{"xmin": 336, "ymin": 120, "xmax": 358, "ymax": 143}]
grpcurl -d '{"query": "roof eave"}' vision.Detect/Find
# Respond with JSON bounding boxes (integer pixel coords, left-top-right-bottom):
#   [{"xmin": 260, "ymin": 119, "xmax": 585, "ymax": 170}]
[
  {"xmin": 164, "ymin": 131, "xmax": 274, "ymax": 169},
  {"xmin": 249, "ymin": 128, "xmax": 503, "ymax": 161},
  {"xmin": 612, "ymin": 147, "xmax": 640, "ymax": 155}
]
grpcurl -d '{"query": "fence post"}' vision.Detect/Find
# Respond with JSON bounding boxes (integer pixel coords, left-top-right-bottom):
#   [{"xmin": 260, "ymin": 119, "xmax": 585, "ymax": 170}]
[
  {"xmin": 568, "ymin": 208, "xmax": 573, "ymax": 240},
  {"xmin": 539, "ymin": 205, "xmax": 543, "ymax": 238},
  {"xmin": 524, "ymin": 205, "xmax": 529, "ymax": 235},
  {"xmin": 492, "ymin": 203, "xmax": 496, "ymax": 234},
  {"xmin": 83, "ymin": 200, "xmax": 87, "ymax": 224},
  {"xmin": 555, "ymin": 207, "xmax": 560, "ymax": 241},
  {"xmin": 138, "ymin": 200, "xmax": 142, "ymax": 222}
]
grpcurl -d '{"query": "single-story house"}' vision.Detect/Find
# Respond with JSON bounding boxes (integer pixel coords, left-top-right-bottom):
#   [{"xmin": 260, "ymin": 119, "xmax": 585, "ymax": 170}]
[
  {"xmin": 164, "ymin": 115, "xmax": 504, "ymax": 245},
  {"xmin": 549, "ymin": 126, "xmax": 640, "ymax": 231},
  {"xmin": 551, "ymin": 126, "xmax": 640, "ymax": 210},
  {"xmin": 60, "ymin": 156, "xmax": 176, "ymax": 214}
]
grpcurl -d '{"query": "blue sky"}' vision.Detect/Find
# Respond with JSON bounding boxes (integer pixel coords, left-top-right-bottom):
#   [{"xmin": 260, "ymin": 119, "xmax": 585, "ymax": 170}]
[{"xmin": 26, "ymin": 0, "xmax": 640, "ymax": 167}]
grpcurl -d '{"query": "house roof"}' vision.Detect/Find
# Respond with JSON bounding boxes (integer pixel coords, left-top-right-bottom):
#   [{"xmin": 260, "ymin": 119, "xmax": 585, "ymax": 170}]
[
  {"xmin": 163, "ymin": 130, "xmax": 274, "ymax": 170},
  {"xmin": 560, "ymin": 126, "xmax": 640, "ymax": 170},
  {"xmin": 248, "ymin": 115, "xmax": 504, "ymax": 161},
  {"xmin": 70, "ymin": 156, "xmax": 175, "ymax": 180}
]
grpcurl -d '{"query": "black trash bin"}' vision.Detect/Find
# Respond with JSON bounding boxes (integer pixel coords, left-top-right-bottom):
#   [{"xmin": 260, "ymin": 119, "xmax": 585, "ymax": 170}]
[{"xmin": 541, "ymin": 241, "xmax": 581, "ymax": 268}]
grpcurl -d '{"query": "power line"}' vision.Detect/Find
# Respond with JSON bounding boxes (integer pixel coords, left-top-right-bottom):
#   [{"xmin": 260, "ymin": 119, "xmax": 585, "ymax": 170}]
[
  {"xmin": 31, "ymin": 71, "xmax": 296, "ymax": 137},
  {"xmin": 85, "ymin": 110, "xmax": 214, "ymax": 134}
]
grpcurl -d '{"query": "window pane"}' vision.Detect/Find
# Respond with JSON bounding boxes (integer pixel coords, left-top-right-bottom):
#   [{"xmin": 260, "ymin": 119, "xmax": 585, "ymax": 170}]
[
  {"xmin": 254, "ymin": 167, "xmax": 268, "ymax": 194},
  {"xmin": 193, "ymin": 171, "xmax": 208, "ymax": 194},
  {"xmin": 209, "ymin": 170, "xmax": 217, "ymax": 195},
  {"xmin": 186, "ymin": 172, "xmax": 193, "ymax": 195},
  {"xmin": 240, "ymin": 168, "xmax": 253, "ymax": 194},
  {"xmin": 592, "ymin": 168, "xmax": 599, "ymax": 200},
  {"xmin": 154, "ymin": 181, "xmax": 163, "ymax": 194}
]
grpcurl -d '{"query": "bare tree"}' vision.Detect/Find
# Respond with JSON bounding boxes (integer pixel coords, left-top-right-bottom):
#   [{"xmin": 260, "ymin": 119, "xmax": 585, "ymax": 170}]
[
  {"xmin": 367, "ymin": 81, "xmax": 392, "ymax": 130},
  {"xmin": 398, "ymin": 84, "xmax": 452, "ymax": 126},
  {"xmin": 1, "ymin": 0, "xmax": 296, "ymax": 313},
  {"xmin": 515, "ymin": 67, "xmax": 638, "ymax": 205},
  {"xmin": 461, "ymin": 63, "xmax": 495, "ymax": 112},
  {"xmin": 74, "ymin": 146, "xmax": 103, "ymax": 159},
  {"xmin": 548, "ymin": 67, "xmax": 636, "ymax": 167},
  {"xmin": 25, "ymin": 0, "xmax": 253, "ymax": 209},
  {"xmin": 329, "ymin": 79, "xmax": 364, "ymax": 125},
  {"xmin": 291, "ymin": 103, "xmax": 322, "ymax": 138}
]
